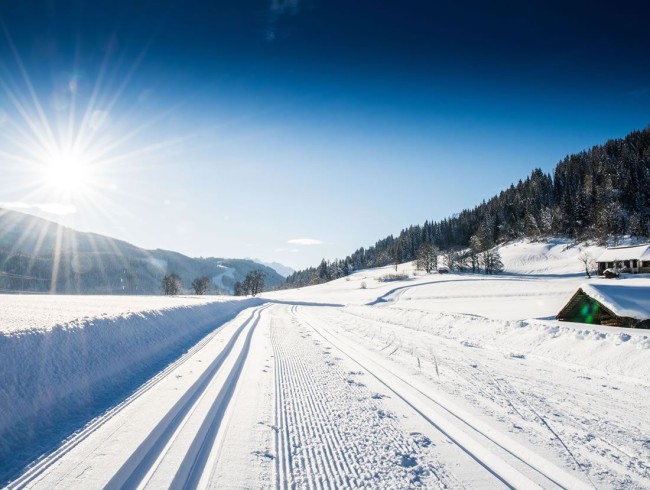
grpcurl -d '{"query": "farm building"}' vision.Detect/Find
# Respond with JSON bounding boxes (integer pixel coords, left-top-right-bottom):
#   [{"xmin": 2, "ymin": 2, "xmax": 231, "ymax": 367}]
[
  {"xmin": 557, "ymin": 280, "xmax": 650, "ymax": 328},
  {"xmin": 596, "ymin": 244, "xmax": 650, "ymax": 275}
]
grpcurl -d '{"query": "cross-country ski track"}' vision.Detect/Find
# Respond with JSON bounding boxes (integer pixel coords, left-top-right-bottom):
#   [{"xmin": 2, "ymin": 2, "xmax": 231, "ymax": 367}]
[{"xmin": 5, "ymin": 254, "xmax": 650, "ymax": 489}]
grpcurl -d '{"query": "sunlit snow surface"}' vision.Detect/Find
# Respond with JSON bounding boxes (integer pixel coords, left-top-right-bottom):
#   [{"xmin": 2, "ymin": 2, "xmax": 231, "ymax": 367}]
[
  {"xmin": 2, "ymin": 238, "xmax": 649, "ymax": 489},
  {"xmin": 0, "ymin": 295, "xmax": 229, "ymax": 333}
]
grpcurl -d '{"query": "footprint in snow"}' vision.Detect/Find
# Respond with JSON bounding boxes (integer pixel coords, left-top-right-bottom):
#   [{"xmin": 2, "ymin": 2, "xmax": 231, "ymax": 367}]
[
  {"xmin": 252, "ymin": 450, "xmax": 275, "ymax": 460},
  {"xmin": 508, "ymin": 352, "xmax": 526, "ymax": 359},
  {"xmin": 460, "ymin": 340, "xmax": 480, "ymax": 348},
  {"xmin": 396, "ymin": 453, "xmax": 418, "ymax": 468},
  {"xmin": 257, "ymin": 422, "xmax": 279, "ymax": 432},
  {"xmin": 346, "ymin": 379, "xmax": 366, "ymax": 388},
  {"xmin": 410, "ymin": 432, "xmax": 433, "ymax": 448},
  {"xmin": 377, "ymin": 409, "xmax": 395, "ymax": 420}
]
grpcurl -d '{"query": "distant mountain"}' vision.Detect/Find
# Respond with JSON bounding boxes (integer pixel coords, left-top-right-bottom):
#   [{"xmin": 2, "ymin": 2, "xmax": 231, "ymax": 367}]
[
  {"xmin": 250, "ymin": 258, "xmax": 294, "ymax": 278},
  {"xmin": 285, "ymin": 126, "xmax": 650, "ymax": 287},
  {"xmin": 0, "ymin": 208, "xmax": 284, "ymax": 294}
]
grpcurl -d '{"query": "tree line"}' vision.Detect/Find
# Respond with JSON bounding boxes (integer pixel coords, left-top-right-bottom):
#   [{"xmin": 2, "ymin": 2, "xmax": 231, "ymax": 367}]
[
  {"xmin": 161, "ymin": 270, "xmax": 266, "ymax": 296},
  {"xmin": 284, "ymin": 126, "xmax": 650, "ymax": 287}
]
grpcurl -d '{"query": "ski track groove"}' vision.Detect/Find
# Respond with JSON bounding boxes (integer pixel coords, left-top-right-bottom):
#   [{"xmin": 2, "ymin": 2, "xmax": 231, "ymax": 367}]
[
  {"xmin": 296, "ymin": 306, "xmax": 596, "ymax": 490},
  {"xmin": 170, "ymin": 304, "xmax": 265, "ymax": 489},
  {"xmin": 339, "ymin": 304, "xmax": 645, "ymax": 487},
  {"xmin": 292, "ymin": 338, "xmax": 352, "ymax": 487},
  {"xmin": 7, "ymin": 306, "xmax": 257, "ymax": 490},
  {"xmin": 274, "ymin": 318, "xmax": 338, "ymax": 488},
  {"xmin": 271, "ymin": 305, "xmax": 450, "ymax": 489},
  {"xmin": 104, "ymin": 303, "xmax": 270, "ymax": 490}
]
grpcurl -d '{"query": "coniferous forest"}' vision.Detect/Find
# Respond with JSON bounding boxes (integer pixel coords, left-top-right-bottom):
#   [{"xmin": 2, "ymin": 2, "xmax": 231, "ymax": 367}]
[{"xmin": 284, "ymin": 126, "xmax": 650, "ymax": 288}]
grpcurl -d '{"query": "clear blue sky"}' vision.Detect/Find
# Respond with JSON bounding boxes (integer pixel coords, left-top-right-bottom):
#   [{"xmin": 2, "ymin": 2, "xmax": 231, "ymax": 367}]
[{"xmin": 0, "ymin": 1, "xmax": 649, "ymax": 269}]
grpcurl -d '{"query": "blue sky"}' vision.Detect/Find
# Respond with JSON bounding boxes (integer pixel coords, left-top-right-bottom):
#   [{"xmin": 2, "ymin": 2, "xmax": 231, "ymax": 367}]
[{"xmin": 0, "ymin": 1, "xmax": 649, "ymax": 269}]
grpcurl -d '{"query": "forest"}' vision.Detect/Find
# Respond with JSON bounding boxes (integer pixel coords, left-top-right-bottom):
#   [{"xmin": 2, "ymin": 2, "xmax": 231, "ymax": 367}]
[{"xmin": 284, "ymin": 127, "xmax": 650, "ymax": 287}]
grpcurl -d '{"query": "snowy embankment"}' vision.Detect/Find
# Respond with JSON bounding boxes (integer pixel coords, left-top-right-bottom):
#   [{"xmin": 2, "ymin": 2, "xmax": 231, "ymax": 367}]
[
  {"xmin": 0, "ymin": 296, "xmax": 261, "ymax": 480},
  {"xmin": 267, "ymin": 237, "xmax": 650, "ymax": 380},
  {"xmin": 343, "ymin": 306, "xmax": 650, "ymax": 378}
]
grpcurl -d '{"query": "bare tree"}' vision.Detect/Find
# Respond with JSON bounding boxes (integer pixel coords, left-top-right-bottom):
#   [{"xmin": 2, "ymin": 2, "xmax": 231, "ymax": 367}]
[
  {"xmin": 468, "ymin": 234, "xmax": 483, "ymax": 273},
  {"xmin": 444, "ymin": 248, "xmax": 458, "ymax": 272},
  {"xmin": 191, "ymin": 276, "xmax": 212, "ymax": 295},
  {"xmin": 238, "ymin": 270, "xmax": 266, "ymax": 297},
  {"xmin": 578, "ymin": 251, "xmax": 595, "ymax": 278},
  {"xmin": 482, "ymin": 248, "xmax": 504, "ymax": 274},
  {"xmin": 249, "ymin": 270, "xmax": 265, "ymax": 296},
  {"xmin": 162, "ymin": 273, "xmax": 182, "ymax": 295}
]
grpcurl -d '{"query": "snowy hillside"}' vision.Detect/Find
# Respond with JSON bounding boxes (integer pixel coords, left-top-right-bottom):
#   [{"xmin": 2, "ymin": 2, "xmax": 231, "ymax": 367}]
[
  {"xmin": 0, "ymin": 207, "xmax": 285, "ymax": 294},
  {"xmin": 2, "ymin": 239, "xmax": 649, "ymax": 488},
  {"xmin": 499, "ymin": 238, "xmax": 606, "ymax": 275},
  {"xmin": 251, "ymin": 258, "xmax": 295, "ymax": 278}
]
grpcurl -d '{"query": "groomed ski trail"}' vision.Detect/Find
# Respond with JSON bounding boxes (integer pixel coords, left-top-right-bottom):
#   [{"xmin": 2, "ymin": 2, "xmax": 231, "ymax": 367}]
[
  {"xmin": 11, "ymin": 304, "xmax": 272, "ymax": 490},
  {"xmin": 293, "ymin": 305, "xmax": 593, "ymax": 490},
  {"xmin": 270, "ymin": 305, "xmax": 452, "ymax": 489}
]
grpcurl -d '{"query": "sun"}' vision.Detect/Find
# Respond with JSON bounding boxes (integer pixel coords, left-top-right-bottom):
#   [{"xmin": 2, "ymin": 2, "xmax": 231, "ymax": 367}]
[{"xmin": 44, "ymin": 150, "xmax": 92, "ymax": 193}]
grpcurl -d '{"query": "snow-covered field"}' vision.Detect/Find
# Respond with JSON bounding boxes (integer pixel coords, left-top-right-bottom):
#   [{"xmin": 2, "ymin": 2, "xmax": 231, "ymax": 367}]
[{"xmin": 2, "ymin": 239, "xmax": 649, "ymax": 488}]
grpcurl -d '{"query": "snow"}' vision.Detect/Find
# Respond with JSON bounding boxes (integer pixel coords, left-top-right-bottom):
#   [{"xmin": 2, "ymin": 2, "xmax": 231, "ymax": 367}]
[
  {"xmin": 596, "ymin": 244, "xmax": 650, "ymax": 262},
  {"xmin": 3, "ymin": 238, "xmax": 650, "ymax": 489},
  {"xmin": 498, "ymin": 238, "xmax": 605, "ymax": 275},
  {"xmin": 0, "ymin": 295, "xmax": 262, "ymax": 483},
  {"xmin": 0, "ymin": 295, "xmax": 232, "ymax": 333},
  {"xmin": 581, "ymin": 279, "xmax": 650, "ymax": 320},
  {"xmin": 211, "ymin": 264, "xmax": 235, "ymax": 290}
]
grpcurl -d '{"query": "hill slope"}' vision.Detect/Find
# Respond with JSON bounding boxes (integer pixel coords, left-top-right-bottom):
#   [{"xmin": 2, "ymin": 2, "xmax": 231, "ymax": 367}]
[
  {"xmin": 0, "ymin": 208, "xmax": 284, "ymax": 294},
  {"xmin": 286, "ymin": 126, "xmax": 650, "ymax": 287}
]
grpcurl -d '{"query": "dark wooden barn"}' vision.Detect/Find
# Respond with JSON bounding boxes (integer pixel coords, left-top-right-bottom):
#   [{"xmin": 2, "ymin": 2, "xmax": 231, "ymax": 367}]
[{"xmin": 557, "ymin": 282, "xmax": 650, "ymax": 328}]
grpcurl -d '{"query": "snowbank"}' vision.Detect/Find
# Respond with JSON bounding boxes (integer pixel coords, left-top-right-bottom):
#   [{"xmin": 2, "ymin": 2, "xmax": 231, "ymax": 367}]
[
  {"xmin": 344, "ymin": 306, "xmax": 650, "ymax": 379},
  {"xmin": 0, "ymin": 297, "xmax": 262, "ymax": 474},
  {"xmin": 0, "ymin": 294, "xmax": 228, "ymax": 333}
]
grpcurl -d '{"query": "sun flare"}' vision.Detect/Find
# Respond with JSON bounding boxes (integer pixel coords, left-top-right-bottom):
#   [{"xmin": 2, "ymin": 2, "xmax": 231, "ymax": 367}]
[{"xmin": 44, "ymin": 151, "xmax": 91, "ymax": 193}]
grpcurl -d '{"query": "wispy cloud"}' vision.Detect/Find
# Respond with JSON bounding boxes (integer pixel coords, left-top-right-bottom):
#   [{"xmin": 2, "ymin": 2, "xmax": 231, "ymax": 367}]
[
  {"xmin": 266, "ymin": 0, "xmax": 301, "ymax": 41},
  {"xmin": 288, "ymin": 238, "xmax": 322, "ymax": 246},
  {"xmin": 0, "ymin": 201, "xmax": 77, "ymax": 215}
]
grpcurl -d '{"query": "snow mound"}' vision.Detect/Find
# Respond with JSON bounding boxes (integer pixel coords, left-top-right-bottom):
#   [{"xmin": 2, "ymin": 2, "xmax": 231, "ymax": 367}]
[{"xmin": 0, "ymin": 297, "xmax": 261, "ymax": 475}]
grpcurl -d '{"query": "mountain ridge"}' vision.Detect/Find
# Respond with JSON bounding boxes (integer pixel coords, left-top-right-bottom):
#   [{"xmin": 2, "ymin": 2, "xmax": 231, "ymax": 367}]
[{"xmin": 0, "ymin": 208, "xmax": 284, "ymax": 294}]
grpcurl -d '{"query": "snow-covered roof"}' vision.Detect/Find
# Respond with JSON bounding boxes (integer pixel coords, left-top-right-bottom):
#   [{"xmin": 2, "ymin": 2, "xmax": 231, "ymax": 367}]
[
  {"xmin": 596, "ymin": 244, "xmax": 650, "ymax": 262},
  {"xmin": 580, "ymin": 280, "xmax": 650, "ymax": 320}
]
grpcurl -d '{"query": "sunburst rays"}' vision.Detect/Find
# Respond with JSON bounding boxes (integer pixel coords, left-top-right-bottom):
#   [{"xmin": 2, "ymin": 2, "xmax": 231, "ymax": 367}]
[{"xmin": 0, "ymin": 24, "xmax": 195, "ymax": 293}]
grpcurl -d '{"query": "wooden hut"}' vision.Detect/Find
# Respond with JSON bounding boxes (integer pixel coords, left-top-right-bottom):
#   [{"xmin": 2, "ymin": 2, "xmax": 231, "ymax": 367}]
[{"xmin": 557, "ymin": 280, "xmax": 650, "ymax": 328}]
